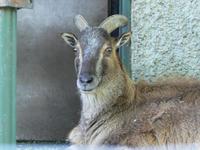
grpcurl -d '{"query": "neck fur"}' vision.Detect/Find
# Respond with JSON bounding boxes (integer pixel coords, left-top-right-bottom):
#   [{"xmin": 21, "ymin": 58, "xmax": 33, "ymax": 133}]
[{"xmin": 79, "ymin": 70, "xmax": 135, "ymax": 121}]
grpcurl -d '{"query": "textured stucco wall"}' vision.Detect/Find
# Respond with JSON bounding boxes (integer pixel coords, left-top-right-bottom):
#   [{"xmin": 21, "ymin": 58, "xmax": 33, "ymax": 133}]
[{"xmin": 131, "ymin": 0, "xmax": 200, "ymax": 81}]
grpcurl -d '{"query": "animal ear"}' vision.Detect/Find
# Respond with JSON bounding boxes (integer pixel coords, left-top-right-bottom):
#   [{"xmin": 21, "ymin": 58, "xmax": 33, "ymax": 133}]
[
  {"xmin": 116, "ymin": 32, "xmax": 131, "ymax": 48},
  {"xmin": 61, "ymin": 32, "xmax": 78, "ymax": 48}
]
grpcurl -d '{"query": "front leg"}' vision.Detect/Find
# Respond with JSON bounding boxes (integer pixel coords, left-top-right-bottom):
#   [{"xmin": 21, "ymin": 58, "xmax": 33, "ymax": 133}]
[{"xmin": 67, "ymin": 126, "xmax": 84, "ymax": 144}]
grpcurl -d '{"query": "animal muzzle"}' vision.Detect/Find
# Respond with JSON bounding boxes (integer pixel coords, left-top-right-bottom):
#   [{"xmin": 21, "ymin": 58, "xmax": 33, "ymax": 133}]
[
  {"xmin": 79, "ymin": 73, "xmax": 94, "ymax": 84},
  {"xmin": 77, "ymin": 73, "xmax": 100, "ymax": 92}
]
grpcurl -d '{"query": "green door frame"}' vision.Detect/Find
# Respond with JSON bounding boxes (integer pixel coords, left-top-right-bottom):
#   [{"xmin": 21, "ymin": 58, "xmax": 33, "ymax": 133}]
[{"xmin": 119, "ymin": 0, "xmax": 132, "ymax": 76}]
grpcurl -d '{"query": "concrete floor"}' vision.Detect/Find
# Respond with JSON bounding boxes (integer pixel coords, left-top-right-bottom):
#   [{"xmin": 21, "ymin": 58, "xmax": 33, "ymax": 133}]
[{"xmin": 14, "ymin": 144, "xmax": 200, "ymax": 150}]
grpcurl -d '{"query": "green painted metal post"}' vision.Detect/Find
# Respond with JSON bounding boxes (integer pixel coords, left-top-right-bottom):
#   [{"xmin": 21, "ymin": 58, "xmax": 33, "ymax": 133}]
[
  {"xmin": 0, "ymin": 0, "xmax": 32, "ymax": 146},
  {"xmin": 119, "ymin": 0, "xmax": 132, "ymax": 76},
  {"xmin": 0, "ymin": 7, "xmax": 17, "ymax": 145}
]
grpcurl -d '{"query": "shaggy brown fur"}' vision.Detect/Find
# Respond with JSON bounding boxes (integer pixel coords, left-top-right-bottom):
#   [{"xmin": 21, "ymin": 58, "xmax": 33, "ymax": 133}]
[{"xmin": 69, "ymin": 66, "xmax": 200, "ymax": 147}]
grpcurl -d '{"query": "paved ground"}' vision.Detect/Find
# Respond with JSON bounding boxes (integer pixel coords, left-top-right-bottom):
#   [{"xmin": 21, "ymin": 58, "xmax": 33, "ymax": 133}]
[{"xmin": 15, "ymin": 144, "xmax": 200, "ymax": 150}]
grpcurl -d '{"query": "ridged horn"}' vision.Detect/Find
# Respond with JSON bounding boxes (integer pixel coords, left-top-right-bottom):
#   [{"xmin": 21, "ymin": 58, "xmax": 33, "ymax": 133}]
[
  {"xmin": 99, "ymin": 15, "xmax": 128, "ymax": 34},
  {"xmin": 74, "ymin": 15, "xmax": 89, "ymax": 31}
]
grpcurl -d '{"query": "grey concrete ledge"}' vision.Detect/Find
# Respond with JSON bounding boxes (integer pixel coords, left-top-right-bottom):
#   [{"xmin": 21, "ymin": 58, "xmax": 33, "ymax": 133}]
[
  {"xmin": 0, "ymin": 0, "xmax": 32, "ymax": 8},
  {"xmin": 15, "ymin": 144, "xmax": 200, "ymax": 150}
]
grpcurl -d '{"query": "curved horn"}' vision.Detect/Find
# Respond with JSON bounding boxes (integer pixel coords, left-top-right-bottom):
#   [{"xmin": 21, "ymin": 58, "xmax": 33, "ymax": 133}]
[
  {"xmin": 74, "ymin": 15, "xmax": 89, "ymax": 31},
  {"xmin": 99, "ymin": 15, "xmax": 128, "ymax": 34}
]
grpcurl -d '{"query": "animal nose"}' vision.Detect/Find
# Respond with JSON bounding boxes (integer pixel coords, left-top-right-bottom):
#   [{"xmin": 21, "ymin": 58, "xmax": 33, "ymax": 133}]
[{"xmin": 79, "ymin": 74, "xmax": 94, "ymax": 84}]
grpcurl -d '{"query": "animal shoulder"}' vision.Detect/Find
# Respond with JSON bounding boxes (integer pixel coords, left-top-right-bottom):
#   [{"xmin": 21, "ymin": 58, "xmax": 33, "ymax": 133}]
[{"xmin": 134, "ymin": 78, "xmax": 200, "ymax": 105}]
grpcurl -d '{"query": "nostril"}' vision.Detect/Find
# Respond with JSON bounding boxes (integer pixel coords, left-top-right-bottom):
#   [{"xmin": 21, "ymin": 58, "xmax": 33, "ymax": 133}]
[
  {"xmin": 86, "ymin": 77, "xmax": 93, "ymax": 84},
  {"xmin": 79, "ymin": 74, "xmax": 94, "ymax": 84}
]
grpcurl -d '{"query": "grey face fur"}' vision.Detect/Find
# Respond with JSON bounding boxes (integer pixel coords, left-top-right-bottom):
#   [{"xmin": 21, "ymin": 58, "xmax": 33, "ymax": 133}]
[
  {"xmin": 76, "ymin": 27, "xmax": 111, "ymax": 91},
  {"xmin": 61, "ymin": 15, "xmax": 131, "ymax": 92}
]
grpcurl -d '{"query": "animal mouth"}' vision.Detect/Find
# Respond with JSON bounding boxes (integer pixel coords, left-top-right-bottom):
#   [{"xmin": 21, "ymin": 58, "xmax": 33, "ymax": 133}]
[{"xmin": 82, "ymin": 87, "xmax": 94, "ymax": 92}]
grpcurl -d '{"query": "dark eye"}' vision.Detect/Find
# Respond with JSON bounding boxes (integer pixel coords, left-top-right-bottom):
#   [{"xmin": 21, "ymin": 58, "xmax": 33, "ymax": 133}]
[
  {"xmin": 73, "ymin": 48, "xmax": 79, "ymax": 57},
  {"xmin": 104, "ymin": 47, "xmax": 112, "ymax": 56},
  {"xmin": 73, "ymin": 48, "xmax": 78, "ymax": 52}
]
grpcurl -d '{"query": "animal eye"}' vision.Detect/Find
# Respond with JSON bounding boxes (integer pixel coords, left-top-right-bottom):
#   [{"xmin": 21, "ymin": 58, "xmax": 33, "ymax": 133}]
[
  {"xmin": 73, "ymin": 48, "xmax": 78, "ymax": 52},
  {"xmin": 73, "ymin": 48, "xmax": 79, "ymax": 56},
  {"xmin": 104, "ymin": 47, "xmax": 112, "ymax": 55}
]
